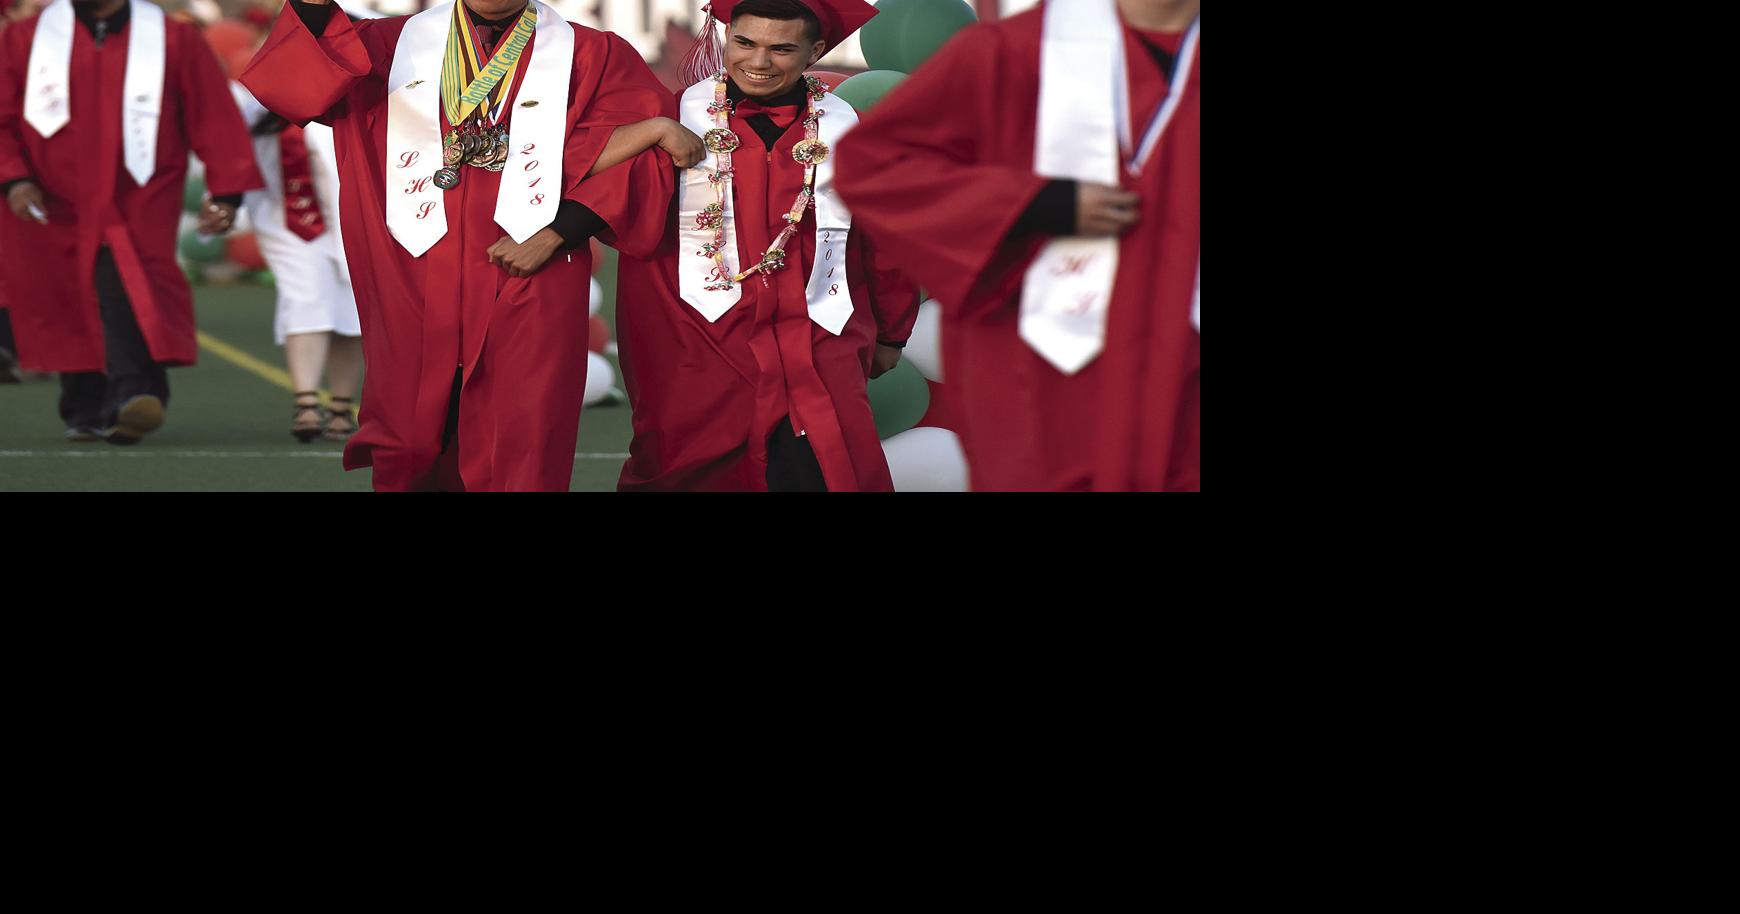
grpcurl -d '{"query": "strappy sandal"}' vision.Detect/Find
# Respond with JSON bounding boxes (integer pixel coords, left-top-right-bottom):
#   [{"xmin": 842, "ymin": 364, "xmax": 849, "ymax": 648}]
[
  {"xmin": 292, "ymin": 391, "xmax": 324, "ymax": 443},
  {"xmin": 324, "ymin": 396, "xmax": 358, "ymax": 442}
]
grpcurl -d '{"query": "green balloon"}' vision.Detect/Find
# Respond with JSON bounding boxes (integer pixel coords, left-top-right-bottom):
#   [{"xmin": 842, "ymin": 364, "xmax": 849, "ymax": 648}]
[
  {"xmin": 860, "ymin": 0, "xmax": 977, "ymax": 74},
  {"xmin": 183, "ymin": 174, "xmax": 206, "ymax": 214},
  {"xmin": 254, "ymin": 270, "xmax": 276, "ymax": 287},
  {"xmin": 179, "ymin": 229, "xmax": 225, "ymax": 264},
  {"xmin": 833, "ymin": 70, "xmax": 907, "ymax": 115},
  {"xmin": 869, "ymin": 358, "xmax": 930, "ymax": 439}
]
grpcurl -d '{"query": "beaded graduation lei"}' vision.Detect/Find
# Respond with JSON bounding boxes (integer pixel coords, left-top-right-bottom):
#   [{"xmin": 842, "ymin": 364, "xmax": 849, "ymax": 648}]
[{"xmin": 695, "ymin": 72, "xmax": 832, "ymax": 291}]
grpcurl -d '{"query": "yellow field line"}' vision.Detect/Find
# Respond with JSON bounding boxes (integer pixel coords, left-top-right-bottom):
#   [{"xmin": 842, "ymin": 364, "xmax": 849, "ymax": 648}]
[{"xmin": 196, "ymin": 330, "xmax": 337, "ymax": 407}]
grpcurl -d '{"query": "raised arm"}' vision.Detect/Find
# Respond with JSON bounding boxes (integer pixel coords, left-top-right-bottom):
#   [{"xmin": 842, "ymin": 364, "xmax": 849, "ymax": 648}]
[{"xmin": 239, "ymin": 0, "xmax": 376, "ymax": 125}]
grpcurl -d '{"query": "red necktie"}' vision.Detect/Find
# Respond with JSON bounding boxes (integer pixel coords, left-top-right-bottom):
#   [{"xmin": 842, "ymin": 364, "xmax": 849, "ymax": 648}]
[{"xmin": 279, "ymin": 125, "xmax": 326, "ymax": 242}]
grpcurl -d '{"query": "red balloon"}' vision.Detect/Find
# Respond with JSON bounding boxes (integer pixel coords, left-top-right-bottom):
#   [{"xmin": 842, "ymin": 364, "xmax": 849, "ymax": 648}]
[
  {"xmin": 226, "ymin": 233, "xmax": 266, "ymax": 272},
  {"xmin": 203, "ymin": 21, "xmax": 258, "ymax": 61},
  {"xmin": 805, "ymin": 69, "xmax": 852, "ymax": 91},
  {"xmin": 588, "ymin": 315, "xmax": 611, "ymax": 354}
]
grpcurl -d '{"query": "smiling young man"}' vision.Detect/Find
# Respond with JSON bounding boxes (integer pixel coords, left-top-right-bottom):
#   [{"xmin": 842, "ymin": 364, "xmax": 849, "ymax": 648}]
[
  {"xmin": 0, "ymin": 0, "xmax": 262, "ymax": 443},
  {"xmin": 837, "ymin": 0, "xmax": 1201, "ymax": 491},
  {"xmin": 613, "ymin": 0, "xmax": 921, "ymax": 492},
  {"xmin": 238, "ymin": 0, "xmax": 696, "ymax": 491}
]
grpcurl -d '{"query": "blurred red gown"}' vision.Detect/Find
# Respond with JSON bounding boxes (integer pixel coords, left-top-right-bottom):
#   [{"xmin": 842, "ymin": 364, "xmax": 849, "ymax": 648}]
[
  {"xmin": 0, "ymin": 13, "xmax": 262, "ymax": 374},
  {"xmin": 241, "ymin": 6, "xmax": 673, "ymax": 491},
  {"xmin": 614, "ymin": 93, "xmax": 919, "ymax": 492},
  {"xmin": 836, "ymin": 9, "xmax": 1200, "ymax": 491}
]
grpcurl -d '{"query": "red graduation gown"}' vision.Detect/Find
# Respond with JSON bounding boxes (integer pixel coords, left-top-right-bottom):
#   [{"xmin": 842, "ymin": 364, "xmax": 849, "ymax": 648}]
[
  {"xmin": 615, "ymin": 94, "xmax": 919, "ymax": 492},
  {"xmin": 0, "ymin": 13, "xmax": 263, "ymax": 373},
  {"xmin": 240, "ymin": 7, "xmax": 674, "ymax": 492},
  {"xmin": 835, "ymin": 9, "xmax": 1200, "ymax": 492}
]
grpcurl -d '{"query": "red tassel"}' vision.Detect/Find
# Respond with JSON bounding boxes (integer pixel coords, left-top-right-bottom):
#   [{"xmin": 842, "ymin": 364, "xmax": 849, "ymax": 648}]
[{"xmin": 679, "ymin": 4, "xmax": 725, "ymax": 88}]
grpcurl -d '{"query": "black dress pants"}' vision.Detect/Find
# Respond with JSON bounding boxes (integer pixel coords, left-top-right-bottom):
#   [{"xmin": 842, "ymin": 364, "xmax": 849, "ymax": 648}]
[
  {"xmin": 58, "ymin": 247, "xmax": 169, "ymax": 428},
  {"xmin": 0, "ymin": 307, "xmax": 16, "ymax": 357},
  {"xmin": 766, "ymin": 416, "xmax": 828, "ymax": 492}
]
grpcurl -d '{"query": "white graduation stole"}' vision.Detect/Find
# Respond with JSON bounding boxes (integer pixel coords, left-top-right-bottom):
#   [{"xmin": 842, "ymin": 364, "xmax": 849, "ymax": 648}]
[
  {"xmin": 675, "ymin": 78, "xmax": 858, "ymax": 335},
  {"xmin": 24, "ymin": 0, "xmax": 165, "ymax": 187},
  {"xmin": 1020, "ymin": 0, "xmax": 1199, "ymax": 375},
  {"xmin": 383, "ymin": 1, "xmax": 573, "ymax": 258}
]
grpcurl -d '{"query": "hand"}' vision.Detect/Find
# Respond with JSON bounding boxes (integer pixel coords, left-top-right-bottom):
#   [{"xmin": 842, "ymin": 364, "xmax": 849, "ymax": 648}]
[
  {"xmin": 198, "ymin": 200, "xmax": 238, "ymax": 235},
  {"xmin": 487, "ymin": 229, "xmax": 563, "ymax": 278},
  {"xmin": 658, "ymin": 119, "xmax": 707, "ymax": 168},
  {"xmin": 1077, "ymin": 181, "xmax": 1141, "ymax": 236},
  {"xmin": 7, "ymin": 181, "xmax": 46, "ymax": 224},
  {"xmin": 870, "ymin": 344, "xmax": 902, "ymax": 379}
]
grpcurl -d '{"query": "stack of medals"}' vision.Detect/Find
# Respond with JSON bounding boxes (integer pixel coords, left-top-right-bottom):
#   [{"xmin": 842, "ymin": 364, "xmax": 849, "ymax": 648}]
[
  {"xmin": 698, "ymin": 72, "xmax": 831, "ymax": 291},
  {"xmin": 434, "ymin": 120, "xmax": 509, "ymax": 189}
]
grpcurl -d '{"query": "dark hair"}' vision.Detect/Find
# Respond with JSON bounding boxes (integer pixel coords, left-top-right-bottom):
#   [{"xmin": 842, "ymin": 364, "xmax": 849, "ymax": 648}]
[{"xmin": 729, "ymin": 0, "xmax": 823, "ymax": 46}]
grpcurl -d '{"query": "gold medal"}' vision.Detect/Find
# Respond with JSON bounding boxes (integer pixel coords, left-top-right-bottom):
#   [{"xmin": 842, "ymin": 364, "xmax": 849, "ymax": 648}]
[
  {"xmin": 704, "ymin": 128, "xmax": 741, "ymax": 154},
  {"xmin": 792, "ymin": 139, "xmax": 830, "ymax": 166},
  {"xmin": 482, "ymin": 140, "xmax": 507, "ymax": 171}
]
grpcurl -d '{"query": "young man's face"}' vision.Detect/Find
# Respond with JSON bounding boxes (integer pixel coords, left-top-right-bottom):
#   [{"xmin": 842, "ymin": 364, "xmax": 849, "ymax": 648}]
[{"xmin": 725, "ymin": 15, "xmax": 826, "ymax": 99}]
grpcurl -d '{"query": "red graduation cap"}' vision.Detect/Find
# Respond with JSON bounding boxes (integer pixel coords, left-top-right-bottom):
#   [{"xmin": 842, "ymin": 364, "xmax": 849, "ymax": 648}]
[
  {"xmin": 706, "ymin": 0, "xmax": 879, "ymax": 50},
  {"xmin": 681, "ymin": 0, "xmax": 879, "ymax": 85}
]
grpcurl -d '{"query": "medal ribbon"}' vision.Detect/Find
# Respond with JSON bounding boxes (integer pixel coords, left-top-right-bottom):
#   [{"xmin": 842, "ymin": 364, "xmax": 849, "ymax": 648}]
[{"xmin": 441, "ymin": 1, "xmax": 536, "ymax": 127}]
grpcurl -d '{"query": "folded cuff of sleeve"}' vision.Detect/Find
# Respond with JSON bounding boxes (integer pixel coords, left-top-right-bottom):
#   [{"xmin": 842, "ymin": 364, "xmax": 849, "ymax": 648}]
[
  {"xmin": 289, "ymin": 0, "xmax": 336, "ymax": 34},
  {"xmin": 1010, "ymin": 178, "xmax": 1078, "ymax": 237},
  {"xmin": 551, "ymin": 200, "xmax": 606, "ymax": 250}
]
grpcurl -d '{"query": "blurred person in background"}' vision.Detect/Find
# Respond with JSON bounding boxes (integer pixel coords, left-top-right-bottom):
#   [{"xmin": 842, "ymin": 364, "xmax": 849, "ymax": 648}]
[
  {"xmin": 0, "ymin": 0, "xmax": 264, "ymax": 443},
  {"xmin": 0, "ymin": 0, "xmax": 48, "ymax": 383},
  {"xmin": 228, "ymin": 5, "xmax": 379, "ymax": 440},
  {"xmin": 837, "ymin": 0, "xmax": 1200, "ymax": 491}
]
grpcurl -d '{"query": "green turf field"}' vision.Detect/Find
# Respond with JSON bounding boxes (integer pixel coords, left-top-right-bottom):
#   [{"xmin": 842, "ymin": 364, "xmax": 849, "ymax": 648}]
[{"xmin": 0, "ymin": 251, "xmax": 634, "ymax": 492}]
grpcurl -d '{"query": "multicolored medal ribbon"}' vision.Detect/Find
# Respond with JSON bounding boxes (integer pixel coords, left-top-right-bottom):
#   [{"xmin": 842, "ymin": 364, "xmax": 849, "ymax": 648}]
[{"xmin": 434, "ymin": 1, "xmax": 536, "ymax": 189}]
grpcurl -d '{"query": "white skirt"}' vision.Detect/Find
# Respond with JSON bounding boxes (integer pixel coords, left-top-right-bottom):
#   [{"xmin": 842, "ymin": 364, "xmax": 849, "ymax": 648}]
[{"xmin": 255, "ymin": 226, "xmax": 361, "ymax": 345}]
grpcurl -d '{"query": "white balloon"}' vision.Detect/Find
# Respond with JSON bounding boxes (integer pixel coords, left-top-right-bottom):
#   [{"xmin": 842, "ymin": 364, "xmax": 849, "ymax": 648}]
[
  {"xmin": 904, "ymin": 299, "xmax": 944, "ymax": 382},
  {"xmin": 881, "ymin": 426, "xmax": 969, "ymax": 492},
  {"xmin": 583, "ymin": 352, "xmax": 616, "ymax": 406},
  {"xmin": 589, "ymin": 278, "xmax": 604, "ymax": 316}
]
